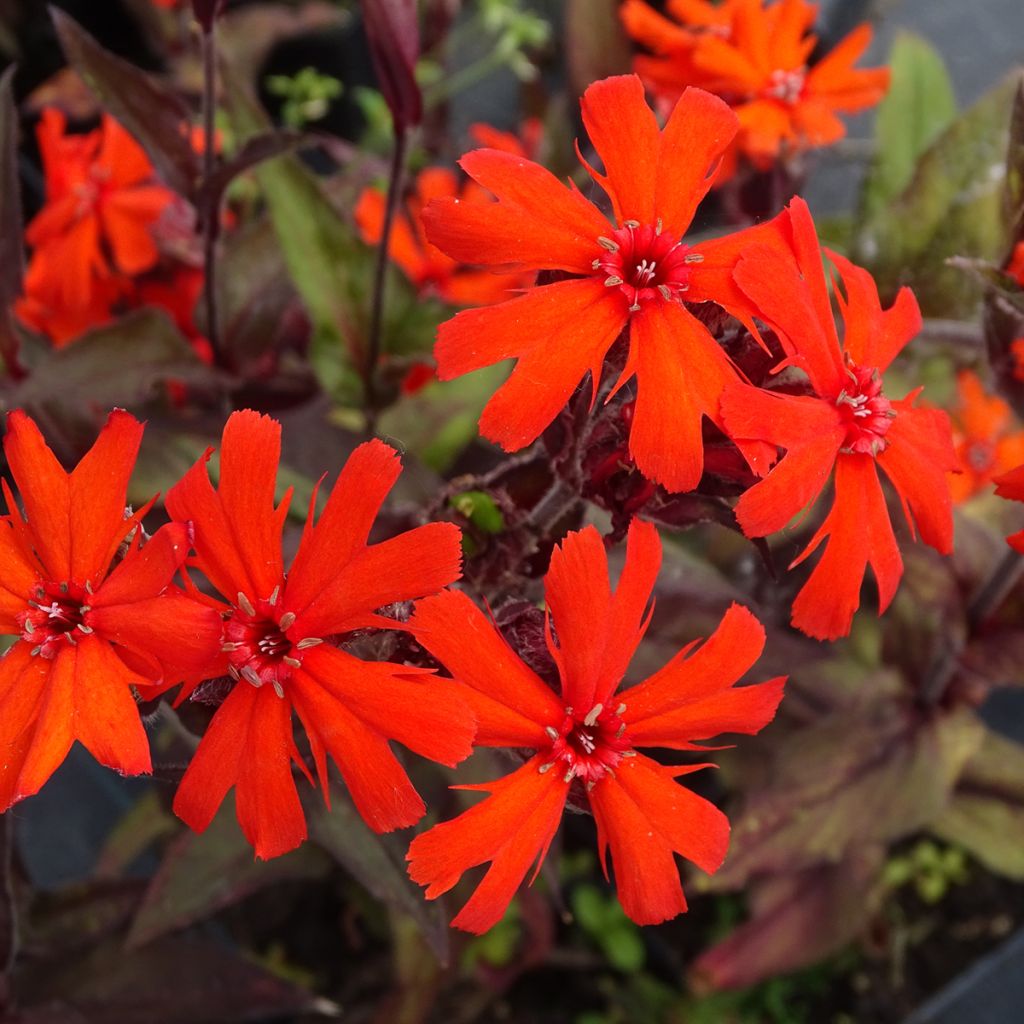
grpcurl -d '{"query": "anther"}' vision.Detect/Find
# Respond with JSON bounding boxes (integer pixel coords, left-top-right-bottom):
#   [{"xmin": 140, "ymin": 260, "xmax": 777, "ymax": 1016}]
[
  {"xmin": 583, "ymin": 704, "xmax": 604, "ymax": 727},
  {"xmin": 63, "ymin": 632, "xmax": 76, "ymax": 646},
  {"xmin": 622, "ymin": 750, "xmax": 636, "ymax": 758},
  {"xmin": 228, "ymin": 664, "xmax": 240, "ymax": 680},
  {"xmin": 23, "ymin": 619, "xmax": 34, "ymax": 634},
  {"xmin": 592, "ymin": 258, "xmax": 602, "ymax": 269},
  {"xmin": 30, "ymin": 645, "xmax": 41, "ymax": 657},
  {"xmin": 241, "ymin": 666, "xmax": 262, "ymax": 686},
  {"xmin": 283, "ymin": 656, "xmax": 302, "ymax": 668},
  {"xmin": 237, "ymin": 592, "xmax": 256, "ymax": 617},
  {"xmin": 272, "ymin": 681, "xmax": 285, "ymax": 699},
  {"xmin": 684, "ymin": 253, "xmax": 704, "ymax": 264},
  {"xmin": 538, "ymin": 762, "xmax": 554, "ymax": 774},
  {"xmin": 268, "ymin": 585, "xmax": 280, "ymax": 606},
  {"xmin": 278, "ymin": 612, "xmax": 296, "ymax": 631},
  {"xmin": 296, "ymin": 637, "xmax": 323, "ymax": 649},
  {"xmin": 616, "ymin": 724, "xmax": 626, "ymax": 738},
  {"xmin": 657, "ymin": 285, "xmax": 672, "ymax": 301},
  {"xmin": 616, "ymin": 703, "xmax": 626, "ymax": 715},
  {"xmin": 545, "ymin": 726, "xmax": 559, "ymax": 741},
  {"xmin": 623, "ymin": 219, "xmax": 640, "ymax": 229},
  {"xmin": 597, "ymin": 236, "xmax": 619, "ymax": 252},
  {"xmin": 629, "ymin": 302, "xmax": 641, "ymax": 312},
  {"xmin": 222, "ymin": 642, "xmax": 238, "ymax": 652},
  {"xmin": 656, "ymin": 218, "xmax": 663, "ymax": 234},
  {"xmin": 77, "ymin": 624, "xmax": 93, "ymax": 635},
  {"xmin": 604, "ymin": 275, "xmax": 623, "ymax": 287},
  {"xmin": 563, "ymin": 769, "xmax": 575, "ymax": 783},
  {"xmin": 85, "ymin": 580, "xmax": 94, "ymax": 594}
]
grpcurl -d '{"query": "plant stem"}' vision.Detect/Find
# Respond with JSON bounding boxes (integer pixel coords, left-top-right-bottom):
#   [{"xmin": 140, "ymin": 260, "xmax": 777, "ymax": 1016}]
[
  {"xmin": 918, "ymin": 546, "xmax": 1024, "ymax": 707},
  {"xmin": 200, "ymin": 20, "xmax": 222, "ymax": 360},
  {"xmin": 364, "ymin": 126, "xmax": 408, "ymax": 435},
  {"xmin": 0, "ymin": 812, "xmax": 17, "ymax": 1009}
]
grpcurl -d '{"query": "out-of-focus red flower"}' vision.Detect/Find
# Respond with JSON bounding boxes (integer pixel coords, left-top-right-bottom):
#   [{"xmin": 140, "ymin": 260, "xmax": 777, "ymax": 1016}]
[
  {"xmin": 355, "ymin": 167, "xmax": 533, "ymax": 307},
  {"xmin": 134, "ymin": 265, "xmax": 213, "ymax": 364},
  {"xmin": 17, "ymin": 109, "xmax": 176, "ymax": 342},
  {"xmin": 468, "ymin": 117, "xmax": 544, "ymax": 160},
  {"xmin": 1007, "ymin": 241, "xmax": 1024, "ymax": 284},
  {"xmin": 1010, "ymin": 338, "xmax": 1024, "ymax": 383},
  {"xmin": 407, "ymin": 520, "xmax": 785, "ymax": 933},
  {"xmin": 994, "ymin": 464, "xmax": 1024, "ymax": 553},
  {"xmin": 622, "ymin": 0, "xmax": 888, "ymax": 177},
  {"xmin": 721, "ymin": 197, "xmax": 958, "ymax": 641},
  {"xmin": 166, "ymin": 410, "xmax": 475, "ymax": 859},
  {"xmin": 423, "ymin": 74, "xmax": 789, "ymax": 493},
  {"xmin": 0, "ymin": 410, "xmax": 223, "ymax": 811},
  {"xmin": 948, "ymin": 370, "xmax": 1024, "ymax": 503}
]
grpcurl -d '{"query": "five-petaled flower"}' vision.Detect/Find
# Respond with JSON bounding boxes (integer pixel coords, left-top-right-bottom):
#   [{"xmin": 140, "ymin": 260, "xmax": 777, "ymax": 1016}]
[
  {"xmin": 423, "ymin": 74, "xmax": 787, "ymax": 493},
  {"xmin": 0, "ymin": 410, "xmax": 223, "ymax": 811},
  {"xmin": 406, "ymin": 519, "xmax": 785, "ymax": 932},
  {"xmin": 721, "ymin": 197, "xmax": 958, "ymax": 641},
  {"xmin": 621, "ymin": 0, "xmax": 889, "ymax": 177},
  {"xmin": 15, "ymin": 109, "xmax": 176, "ymax": 344},
  {"xmin": 166, "ymin": 410, "xmax": 476, "ymax": 859},
  {"xmin": 948, "ymin": 370, "xmax": 1024, "ymax": 504}
]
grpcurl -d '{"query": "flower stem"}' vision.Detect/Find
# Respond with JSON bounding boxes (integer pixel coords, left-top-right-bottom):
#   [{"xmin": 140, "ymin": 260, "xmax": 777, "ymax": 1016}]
[
  {"xmin": 0, "ymin": 812, "xmax": 17, "ymax": 1010},
  {"xmin": 364, "ymin": 125, "xmax": 408, "ymax": 434},
  {"xmin": 200, "ymin": 20, "xmax": 222, "ymax": 361}
]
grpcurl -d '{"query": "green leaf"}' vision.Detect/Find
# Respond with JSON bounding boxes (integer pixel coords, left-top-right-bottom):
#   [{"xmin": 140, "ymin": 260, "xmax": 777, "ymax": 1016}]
[
  {"xmin": 861, "ymin": 32, "xmax": 957, "ymax": 217},
  {"xmin": 854, "ymin": 71, "xmax": 1023, "ymax": 317},
  {"xmin": 932, "ymin": 728, "xmax": 1024, "ymax": 880},
  {"xmin": 449, "ymin": 490, "xmax": 505, "ymax": 534},
  {"xmin": 601, "ymin": 926, "xmax": 646, "ymax": 973}
]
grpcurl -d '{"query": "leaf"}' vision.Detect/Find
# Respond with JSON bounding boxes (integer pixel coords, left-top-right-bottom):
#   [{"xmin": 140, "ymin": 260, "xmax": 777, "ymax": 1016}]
[
  {"xmin": 861, "ymin": 32, "xmax": 957, "ymax": 217},
  {"xmin": 126, "ymin": 801, "xmax": 329, "ymax": 948},
  {"xmin": 18, "ymin": 935, "xmax": 337, "ymax": 1024},
  {"xmin": 0, "ymin": 66, "xmax": 25, "ymax": 379},
  {"xmin": 8, "ymin": 310, "xmax": 217, "ymax": 444},
  {"xmin": 932, "ymin": 728, "xmax": 1024, "ymax": 879},
  {"xmin": 359, "ymin": 0, "xmax": 422, "ymax": 131},
  {"xmin": 304, "ymin": 788, "xmax": 449, "ymax": 964},
  {"xmin": 51, "ymin": 8, "xmax": 200, "ymax": 199},
  {"xmin": 564, "ymin": 0, "xmax": 633, "ymax": 100},
  {"xmin": 709, "ymin": 706, "xmax": 985, "ymax": 888},
  {"xmin": 691, "ymin": 847, "xmax": 885, "ymax": 992},
  {"xmin": 854, "ymin": 71, "xmax": 1023, "ymax": 317},
  {"xmin": 1006, "ymin": 80, "xmax": 1024, "ymax": 250}
]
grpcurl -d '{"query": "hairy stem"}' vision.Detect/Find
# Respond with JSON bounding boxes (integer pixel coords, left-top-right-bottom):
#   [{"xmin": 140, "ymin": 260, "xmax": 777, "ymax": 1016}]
[{"xmin": 364, "ymin": 126, "xmax": 408, "ymax": 434}]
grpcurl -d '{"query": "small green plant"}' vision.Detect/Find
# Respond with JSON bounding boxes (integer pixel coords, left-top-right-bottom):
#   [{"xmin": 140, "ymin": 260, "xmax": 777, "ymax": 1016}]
[
  {"xmin": 883, "ymin": 840, "xmax": 969, "ymax": 904},
  {"xmin": 265, "ymin": 66, "xmax": 343, "ymax": 129},
  {"xmin": 571, "ymin": 884, "xmax": 645, "ymax": 973}
]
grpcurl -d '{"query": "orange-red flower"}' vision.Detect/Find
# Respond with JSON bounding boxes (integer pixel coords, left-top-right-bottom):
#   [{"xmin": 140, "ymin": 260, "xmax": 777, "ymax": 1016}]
[
  {"xmin": 0, "ymin": 410, "xmax": 222, "ymax": 811},
  {"xmin": 468, "ymin": 118, "xmax": 543, "ymax": 160},
  {"xmin": 623, "ymin": 0, "xmax": 889, "ymax": 174},
  {"xmin": 406, "ymin": 520, "xmax": 785, "ymax": 932},
  {"xmin": 16, "ymin": 109, "xmax": 176, "ymax": 343},
  {"xmin": 166, "ymin": 410, "xmax": 475, "ymax": 859},
  {"xmin": 355, "ymin": 167, "xmax": 533, "ymax": 307},
  {"xmin": 721, "ymin": 197, "xmax": 958, "ymax": 640},
  {"xmin": 948, "ymin": 370, "xmax": 1024, "ymax": 503},
  {"xmin": 1007, "ymin": 241, "xmax": 1024, "ymax": 284},
  {"xmin": 423, "ymin": 74, "xmax": 788, "ymax": 493}
]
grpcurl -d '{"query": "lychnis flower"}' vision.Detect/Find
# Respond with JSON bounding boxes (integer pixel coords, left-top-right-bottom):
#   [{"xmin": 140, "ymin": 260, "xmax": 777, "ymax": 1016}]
[
  {"xmin": 721, "ymin": 197, "xmax": 958, "ymax": 640},
  {"xmin": 0, "ymin": 410, "xmax": 222, "ymax": 811},
  {"xmin": 407, "ymin": 520, "xmax": 785, "ymax": 932},
  {"xmin": 166, "ymin": 410, "xmax": 476, "ymax": 859},
  {"xmin": 423, "ymin": 74, "xmax": 788, "ymax": 493}
]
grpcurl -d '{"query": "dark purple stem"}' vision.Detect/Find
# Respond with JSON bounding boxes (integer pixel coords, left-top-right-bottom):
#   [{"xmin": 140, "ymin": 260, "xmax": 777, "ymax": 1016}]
[
  {"xmin": 364, "ymin": 126, "xmax": 408, "ymax": 434},
  {"xmin": 200, "ymin": 20, "xmax": 221, "ymax": 360},
  {"xmin": 0, "ymin": 812, "xmax": 16, "ymax": 1010}
]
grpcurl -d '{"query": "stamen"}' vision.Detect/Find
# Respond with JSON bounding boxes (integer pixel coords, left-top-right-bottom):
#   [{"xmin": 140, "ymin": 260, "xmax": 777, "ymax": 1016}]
[
  {"xmin": 623, "ymin": 219, "xmax": 640, "ymax": 229},
  {"xmin": 538, "ymin": 762, "xmax": 554, "ymax": 774},
  {"xmin": 296, "ymin": 637, "xmax": 323, "ymax": 649},
  {"xmin": 616, "ymin": 703, "xmax": 627, "ymax": 715},
  {"xmin": 583, "ymin": 704, "xmax": 604, "ymax": 727},
  {"xmin": 278, "ymin": 611, "xmax": 296, "ymax": 631},
  {"xmin": 268, "ymin": 585, "xmax": 280, "ymax": 606},
  {"xmin": 237, "ymin": 592, "xmax": 257, "ymax": 617},
  {"xmin": 272, "ymin": 681, "xmax": 285, "ymax": 699},
  {"xmin": 283, "ymin": 656, "xmax": 302, "ymax": 668},
  {"xmin": 545, "ymin": 726, "xmax": 559, "ymax": 740},
  {"xmin": 597, "ymin": 236, "xmax": 619, "ymax": 252},
  {"xmin": 604, "ymin": 275, "xmax": 624, "ymax": 287}
]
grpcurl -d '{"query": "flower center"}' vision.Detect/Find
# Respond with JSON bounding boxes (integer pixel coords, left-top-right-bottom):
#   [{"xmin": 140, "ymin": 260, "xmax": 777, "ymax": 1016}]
[
  {"xmin": 964, "ymin": 439, "xmax": 996, "ymax": 473},
  {"xmin": 18, "ymin": 581, "xmax": 94, "ymax": 659},
  {"xmin": 223, "ymin": 590, "xmax": 322, "ymax": 699},
  {"xmin": 540, "ymin": 702, "xmax": 633, "ymax": 785},
  {"xmin": 836, "ymin": 363, "xmax": 896, "ymax": 456},
  {"xmin": 593, "ymin": 221, "xmax": 701, "ymax": 312},
  {"xmin": 763, "ymin": 67, "xmax": 806, "ymax": 105}
]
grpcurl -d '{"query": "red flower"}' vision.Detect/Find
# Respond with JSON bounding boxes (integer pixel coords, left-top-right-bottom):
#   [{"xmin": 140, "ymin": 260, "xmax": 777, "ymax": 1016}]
[
  {"xmin": 355, "ymin": 166, "xmax": 533, "ymax": 307},
  {"xmin": 623, "ymin": 0, "xmax": 888, "ymax": 174},
  {"xmin": 166, "ymin": 410, "xmax": 475, "ymax": 859},
  {"xmin": 423, "ymin": 74, "xmax": 788, "ymax": 493},
  {"xmin": 0, "ymin": 410, "xmax": 222, "ymax": 811},
  {"xmin": 1007, "ymin": 241, "xmax": 1024, "ymax": 285},
  {"xmin": 995, "ymin": 464, "xmax": 1024, "ymax": 553},
  {"xmin": 406, "ymin": 520, "xmax": 785, "ymax": 932},
  {"xmin": 948, "ymin": 370, "xmax": 1024, "ymax": 504},
  {"xmin": 16, "ymin": 109, "xmax": 176, "ymax": 343},
  {"xmin": 721, "ymin": 197, "xmax": 958, "ymax": 640},
  {"xmin": 468, "ymin": 118, "xmax": 543, "ymax": 160}
]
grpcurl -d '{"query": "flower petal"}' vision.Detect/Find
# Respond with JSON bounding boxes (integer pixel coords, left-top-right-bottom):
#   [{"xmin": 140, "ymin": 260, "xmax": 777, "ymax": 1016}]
[
  {"xmin": 406, "ymin": 756, "xmax": 568, "ymax": 934},
  {"xmin": 0, "ymin": 644, "xmax": 52, "ymax": 811},
  {"xmin": 410, "ymin": 588, "xmax": 563, "ymax": 747}
]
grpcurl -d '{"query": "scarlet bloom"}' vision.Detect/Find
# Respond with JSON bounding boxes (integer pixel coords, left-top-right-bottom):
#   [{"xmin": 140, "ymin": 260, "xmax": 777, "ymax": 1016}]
[
  {"xmin": 355, "ymin": 167, "xmax": 533, "ymax": 307},
  {"xmin": 166, "ymin": 411, "xmax": 475, "ymax": 859},
  {"xmin": 0, "ymin": 410, "xmax": 223, "ymax": 811},
  {"xmin": 16, "ymin": 109, "xmax": 176, "ymax": 344},
  {"xmin": 623, "ymin": 0, "xmax": 889, "ymax": 173},
  {"xmin": 424, "ymin": 74, "xmax": 787, "ymax": 493},
  {"xmin": 948, "ymin": 370, "xmax": 1024, "ymax": 504},
  {"xmin": 721, "ymin": 197, "xmax": 958, "ymax": 640},
  {"xmin": 1007, "ymin": 241, "xmax": 1024, "ymax": 284},
  {"xmin": 407, "ymin": 520, "xmax": 785, "ymax": 932},
  {"xmin": 994, "ymin": 464, "xmax": 1024, "ymax": 553},
  {"xmin": 468, "ymin": 118, "xmax": 543, "ymax": 160}
]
